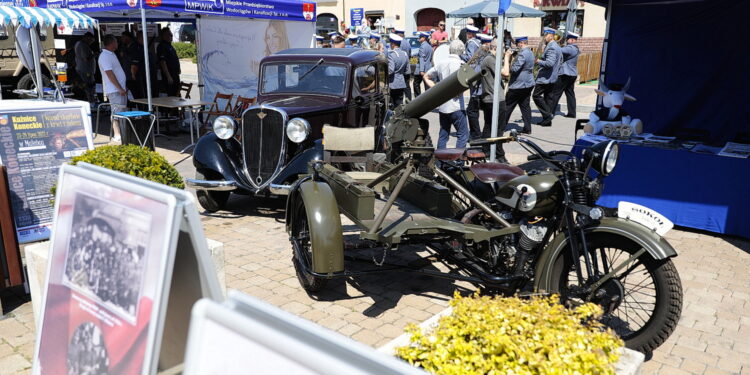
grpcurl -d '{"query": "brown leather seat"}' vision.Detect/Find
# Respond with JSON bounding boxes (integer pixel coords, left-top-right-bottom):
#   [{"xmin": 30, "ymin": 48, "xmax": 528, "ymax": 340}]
[
  {"xmin": 470, "ymin": 162, "xmax": 524, "ymax": 184},
  {"xmin": 465, "ymin": 149, "xmax": 486, "ymax": 160},
  {"xmin": 434, "ymin": 148, "xmax": 465, "ymax": 161}
]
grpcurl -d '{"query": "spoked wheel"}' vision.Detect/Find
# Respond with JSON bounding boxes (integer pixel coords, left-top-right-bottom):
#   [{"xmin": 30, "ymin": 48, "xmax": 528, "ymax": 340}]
[
  {"xmin": 549, "ymin": 234, "xmax": 682, "ymax": 354},
  {"xmin": 291, "ymin": 199, "xmax": 328, "ymax": 292}
]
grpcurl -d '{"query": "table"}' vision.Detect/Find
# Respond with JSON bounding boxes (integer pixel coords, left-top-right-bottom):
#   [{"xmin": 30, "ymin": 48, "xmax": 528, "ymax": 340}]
[
  {"xmin": 131, "ymin": 97, "xmax": 212, "ymax": 153},
  {"xmin": 575, "ymin": 138, "xmax": 750, "ymax": 238}
]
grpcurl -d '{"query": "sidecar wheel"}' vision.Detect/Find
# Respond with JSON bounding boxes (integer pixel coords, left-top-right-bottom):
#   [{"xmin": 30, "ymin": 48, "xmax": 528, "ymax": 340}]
[
  {"xmin": 291, "ymin": 198, "xmax": 328, "ymax": 292},
  {"xmin": 549, "ymin": 234, "xmax": 682, "ymax": 354}
]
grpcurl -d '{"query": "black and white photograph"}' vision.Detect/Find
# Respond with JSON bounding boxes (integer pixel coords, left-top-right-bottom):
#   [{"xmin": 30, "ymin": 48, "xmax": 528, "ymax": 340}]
[
  {"xmin": 63, "ymin": 192, "xmax": 152, "ymax": 323},
  {"xmin": 66, "ymin": 322, "xmax": 110, "ymax": 375}
]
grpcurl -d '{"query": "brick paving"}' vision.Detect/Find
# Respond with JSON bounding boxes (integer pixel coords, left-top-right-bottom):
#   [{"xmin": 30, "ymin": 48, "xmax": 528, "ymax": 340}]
[{"xmin": 1, "ymin": 89, "xmax": 749, "ymax": 374}]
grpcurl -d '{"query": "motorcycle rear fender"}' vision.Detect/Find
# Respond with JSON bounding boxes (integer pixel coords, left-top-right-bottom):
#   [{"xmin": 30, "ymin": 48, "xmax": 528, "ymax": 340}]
[
  {"xmin": 534, "ymin": 217, "xmax": 678, "ymax": 292},
  {"xmin": 286, "ymin": 178, "xmax": 344, "ymax": 274}
]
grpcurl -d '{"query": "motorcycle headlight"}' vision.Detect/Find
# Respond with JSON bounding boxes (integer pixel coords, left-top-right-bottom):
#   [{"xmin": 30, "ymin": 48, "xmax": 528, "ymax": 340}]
[
  {"xmin": 588, "ymin": 140, "xmax": 619, "ymax": 176},
  {"xmin": 213, "ymin": 115, "xmax": 236, "ymax": 140},
  {"xmin": 286, "ymin": 117, "xmax": 310, "ymax": 143}
]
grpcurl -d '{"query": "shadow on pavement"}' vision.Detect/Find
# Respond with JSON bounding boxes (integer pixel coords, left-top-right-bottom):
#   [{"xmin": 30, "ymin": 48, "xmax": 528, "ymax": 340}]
[{"xmin": 200, "ymin": 194, "xmax": 285, "ymax": 220}]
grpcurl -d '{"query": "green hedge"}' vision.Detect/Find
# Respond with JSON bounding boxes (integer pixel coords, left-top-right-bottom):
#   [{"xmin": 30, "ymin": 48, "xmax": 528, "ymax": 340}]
[
  {"xmin": 397, "ymin": 293, "xmax": 623, "ymax": 375},
  {"xmin": 70, "ymin": 145, "xmax": 184, "ymax": 189},
  {"xmin": 173, "ymin": 41, "xmax": 197, "ymax": 61}
]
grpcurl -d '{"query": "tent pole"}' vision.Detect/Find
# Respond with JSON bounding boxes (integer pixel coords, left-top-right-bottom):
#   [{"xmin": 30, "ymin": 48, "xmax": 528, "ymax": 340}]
[
  {"xmin": 141, "ymin": 7, "xmax": 153, "ymax": 112},
  {"xmin": 30, "ymin": 26, "xmax": 44, "ymax": 100},
  {"xmin": 489, "ymin": 14, "xmax": 505, "ymax": 161},
  {"xmin": 196, "ymin": 17, "xmax": 203, "ymax": 100},
  {"xmin": 597, "ymin": 0, "xmax": 613, "ymax": 108}
]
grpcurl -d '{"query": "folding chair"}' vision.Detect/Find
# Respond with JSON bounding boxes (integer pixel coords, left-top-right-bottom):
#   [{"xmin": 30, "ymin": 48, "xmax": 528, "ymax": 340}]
[
  {"xmin": 200, "ymin": 92, "xmax": 234, "ymax": 128},
  {"xmin": 232, "ymin": 96, "xmax": 256, "ymax": 121},
  {"xmin": 180, "ymin": 81, "xmax": 193, "ymax": 99}
]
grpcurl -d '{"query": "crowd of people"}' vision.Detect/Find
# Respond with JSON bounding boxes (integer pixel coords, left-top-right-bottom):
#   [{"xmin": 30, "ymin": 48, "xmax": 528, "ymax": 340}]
[{"xmin": 317, "ymin": 21, "xmax": 581, "ymax": 163}]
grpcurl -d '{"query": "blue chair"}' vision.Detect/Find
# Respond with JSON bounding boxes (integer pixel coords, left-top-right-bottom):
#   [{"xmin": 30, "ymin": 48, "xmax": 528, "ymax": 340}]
[{"xmin": 111, "ymin": 111, "xmax": 156, "ymax": 148}]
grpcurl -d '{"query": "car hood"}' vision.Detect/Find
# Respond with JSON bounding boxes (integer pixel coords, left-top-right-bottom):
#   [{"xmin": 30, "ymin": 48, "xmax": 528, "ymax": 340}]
[{"xmin": 258, "ymin": 95, "xmax": 346, "ymax": 116}]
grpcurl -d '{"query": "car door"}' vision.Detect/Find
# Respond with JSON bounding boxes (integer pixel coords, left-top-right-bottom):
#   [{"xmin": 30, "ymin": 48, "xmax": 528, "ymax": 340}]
[{"xmin": 351, "ymin": 62, "xmax": 378, "ymax": 128}]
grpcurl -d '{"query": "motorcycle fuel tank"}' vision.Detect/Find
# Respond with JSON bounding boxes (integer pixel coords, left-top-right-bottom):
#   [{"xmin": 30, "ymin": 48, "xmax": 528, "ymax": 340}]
[{"xmin": 495, "ymin": 172, "xmax": 562, "ymax": 217}]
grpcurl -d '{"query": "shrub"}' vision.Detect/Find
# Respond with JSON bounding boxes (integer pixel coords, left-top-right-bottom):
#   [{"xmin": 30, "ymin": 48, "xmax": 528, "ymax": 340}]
[
  {"xmin": 70, "ymin": 145, "xmax": 184, "ymax": 189},
  {"xmin": 173, "ymin": 41, "xmax": 197, "ymax": 61},
  {"xmin": 397, "ymin": 293, "xmax": 623, "ymax": 375}
]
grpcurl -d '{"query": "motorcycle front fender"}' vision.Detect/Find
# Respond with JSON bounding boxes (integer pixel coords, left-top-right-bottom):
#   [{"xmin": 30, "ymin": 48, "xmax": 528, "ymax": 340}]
[{"xmin": 534, "ymin": 217, "xmax": 678, "ymax": 292}]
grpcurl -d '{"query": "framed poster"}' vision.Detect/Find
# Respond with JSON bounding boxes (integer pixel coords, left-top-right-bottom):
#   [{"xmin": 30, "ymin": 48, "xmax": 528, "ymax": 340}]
[
  {"xmin": 0, "ymin": 100, "xmax": 93, "ymax": 243},
  {"xmin": 33, "ymin": 164, "xmax": 180, "ymax": 375}
]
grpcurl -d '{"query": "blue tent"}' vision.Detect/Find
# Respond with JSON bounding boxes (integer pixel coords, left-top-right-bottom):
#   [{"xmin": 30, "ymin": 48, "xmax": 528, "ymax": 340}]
[
  {"xmin": 590, "ymin": 0, "xmax": 745, "ymax": 143},
  {"xmin": 447, "ymin": 1, "xmax": 546, "ymax": 19}
]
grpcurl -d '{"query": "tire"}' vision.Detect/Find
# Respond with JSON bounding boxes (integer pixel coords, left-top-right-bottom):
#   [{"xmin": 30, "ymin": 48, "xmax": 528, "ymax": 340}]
[
  {"xmin": 549, "ymin": 234, "xmax": 682, "ymax": 354},
  {"xmin": 17, "ymin": 73, "xmax": 51, "ymax": 91},
  {"xmin": 194, "ymin": 171, "xmax": 230, "ymax": 212},
  {"xmin": 290, "ymin": 198, "xmax": 328, "ymax": 292}
]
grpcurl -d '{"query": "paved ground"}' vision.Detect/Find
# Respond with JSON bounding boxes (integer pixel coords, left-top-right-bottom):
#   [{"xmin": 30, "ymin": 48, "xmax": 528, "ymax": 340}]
[{"xmin": 1, "ymin": 83, "xmax": 749, "ymax": 374}]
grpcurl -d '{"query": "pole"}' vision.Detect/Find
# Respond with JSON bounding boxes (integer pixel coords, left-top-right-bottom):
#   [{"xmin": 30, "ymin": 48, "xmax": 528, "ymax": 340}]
[
  {"xmin": 489, "ymin": 15, "xmax": 505, "ymax": 161},
  {"xmin": 30, "ymin": 26, "xmax": 44, "ymax": 99},
  {"xmin": 597, "ymin": 0, "xmax": 613, "ymax": 108},
  {"xmin": 141, "ymin": 8, "xmax": 153, "ymax": 112}
]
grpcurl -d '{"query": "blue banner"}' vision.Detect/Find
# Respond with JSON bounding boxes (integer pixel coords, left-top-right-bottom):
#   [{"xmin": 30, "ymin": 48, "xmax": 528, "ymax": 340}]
[
  {"xmin": 44, "ymin": 0, "xmax": 316, "ymax": 22},
  {"xmin": 350, "ymin": 7, "xmax": 362, "ymax": 27},
  {"xmin": 498, "ymin": 0, "xmax": 510, "ymax": 14}
]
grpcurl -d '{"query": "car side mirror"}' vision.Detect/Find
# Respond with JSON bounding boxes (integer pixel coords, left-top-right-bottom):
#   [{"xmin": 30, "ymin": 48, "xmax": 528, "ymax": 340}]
[{"xmin": 354, "ymin": 95, "xmax": 366, "ymax": 106}]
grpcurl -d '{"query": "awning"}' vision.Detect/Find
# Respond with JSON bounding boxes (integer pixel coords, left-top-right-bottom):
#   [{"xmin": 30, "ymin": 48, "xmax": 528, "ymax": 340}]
[
  {"xmin": 0, "ymin": 5, "xmax": 97, "ymax": 29},
  {"xmin": 447, "ymin": 1, "xmax": 546, "ymax": 18}
]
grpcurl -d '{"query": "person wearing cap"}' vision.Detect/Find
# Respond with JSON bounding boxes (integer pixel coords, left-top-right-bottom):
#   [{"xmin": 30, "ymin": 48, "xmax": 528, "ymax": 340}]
[
  {"xmin": 551, "ymin": 32, "xmax": 580, "ymax": 118},
  {"xmin": 387, "ymin": 34, "xmax": 409, "ymax": 109},
  {"xmin": 502, "ymin": 36, "xmax": 535, "ymax": 134},
  {"xmin": 331, "ymin": 34, "xmax": 346, "ymax": 48},
  {"xmin": 315, "ymin": 34, "xmax": 324, "ymax": 48},
  {"xmin": 459, "ymin": 19, "xmax": 475, "ymax": 44},
  {"xmin": 431, "ymin": 20, "xmax": 449, "ymax": 46},
  {"xmin": 74, "ymin": 31, "xmax": 97, "ymax": 104},
  {"xmin": 532, "ymin": 27, "xmax": 563, "ymax": 127},
  {"xmin": 347, "ymin": 34, "xmax": 359, "ymax": 48},
  {"xmin": 369, "ymin": 33, "xmax": 383, "ymax": 52},
  {"xmin": 394, "ymin": 28, "xmax": 412, "ymax": 100},
  {"xmin": 414, "ymin": 31, "xmax": 433, "ymax": 97},
  {"xmin": 461, "ymin": 25, "xmax": 481, "ymax": 62},
  {"xmin": 479, "ymin": 39, "xmax": 509, "ymax": 163},
  {"xmin": 423, "ymin": 40, "xmax": 469, "ymax": 149}
]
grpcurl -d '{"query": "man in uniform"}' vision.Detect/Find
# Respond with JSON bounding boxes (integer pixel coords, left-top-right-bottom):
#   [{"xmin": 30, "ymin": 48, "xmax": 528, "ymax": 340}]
[
  {"xmin": 551, "ymin": 32, "xmax": 580, "ymax": 118},
  {"xmin": 479, "ymin": 39, "xmax": 508, "ymax": 163},
  {"xmin": 414, "ymin": 31, "xmax": 433, "ymax": 97},
  {"xmin": 462, "ymin": 28, "xmax": 485, "ymax": 140},
  {"xmin": 74, "ymin": 32, "xmax": 97, "ymax": 104},
  {"xmin": 369, "ymin": 33, "xmax": 383, "ymax": 52},
  {"xmin": 347, "ymin": 34, "xmax": 359, "ymax": 48},
  {"xmin": 532, "ymin": 27, "xmax": 562, "ymax": 127},
  {"xmin": 315, "ymin": 34, "xmax": 324, "ymax": 48},
  {"xmin": 387, "ymin": 34, "xmax": 409, "ymax": 109},
  {"xmin": 503, "ymin": 36, "xmax": 535, "ymax": 134},
  {"xmin": 330, "ymin": 32, "xmax": 346, "ymax": 48},
  {"xmin": 157, "ymin": 28, "xmax": 181, "ymax": 97},
  {"xmin": 394, "ymin": 28, "xmax": 412, "ymax": 101}
]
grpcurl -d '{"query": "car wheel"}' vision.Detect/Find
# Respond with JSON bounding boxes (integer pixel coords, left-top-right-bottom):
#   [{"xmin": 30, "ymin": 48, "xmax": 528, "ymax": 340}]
[
  {"xmin": 195, "ymin": 171, "xmax": 230, "ymax": 212},
  {"xmin": 17, "ymin": 73, "xmax": 51, "ymax": 91}
]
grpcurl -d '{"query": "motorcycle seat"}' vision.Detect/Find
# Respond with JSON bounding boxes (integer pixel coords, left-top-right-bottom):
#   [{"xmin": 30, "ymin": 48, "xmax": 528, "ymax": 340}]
[
  {"xmin": 434, "ymin": 148, "xmax": 465, "ymax": 161},
  {"xmin": 470, "ymin": 162, "xmax": 525, "ymax": 184},
  {"xmin": 465, "ymin": 149, "xmax": 486, "ymax": 160}
]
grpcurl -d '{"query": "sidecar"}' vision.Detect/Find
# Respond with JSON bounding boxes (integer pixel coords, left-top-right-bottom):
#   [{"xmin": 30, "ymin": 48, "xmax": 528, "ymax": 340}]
[{"xmin": 284, "ymin": 125, "xmax": 525, "ymax": 291}]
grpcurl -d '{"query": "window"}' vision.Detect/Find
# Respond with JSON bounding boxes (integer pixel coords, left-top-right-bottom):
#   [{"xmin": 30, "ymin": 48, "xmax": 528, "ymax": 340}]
[
  {"xmin": 353, "ymin": 63, "xmax": 376, "ymax": 95},
  {"xmin": 541, "ymin": 10, "xmax": 584, "ymax": 36},
  {"xmin": 0, "ymin": 25, "xmax": 8, "ymax": 40},
  {"xmin": 261, "ymin": 61, "xmax": 348, "ymax": 96}
]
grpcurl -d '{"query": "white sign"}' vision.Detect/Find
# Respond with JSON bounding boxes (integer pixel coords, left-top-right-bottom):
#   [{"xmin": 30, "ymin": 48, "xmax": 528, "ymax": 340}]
[
  {"xmin": 198, "ymin": 17, "xmax": 314, "ymax": 101},
  {"xmin": 618, "ymin": 201, "xmax": 673, "ymax": 236},
  {"xmin": 135, "ymin": 23, "xmax": 158, "ymax": 38},
  {"xmin": 100, "ymin": 23, "xmax": 128, "ymax": 36}
]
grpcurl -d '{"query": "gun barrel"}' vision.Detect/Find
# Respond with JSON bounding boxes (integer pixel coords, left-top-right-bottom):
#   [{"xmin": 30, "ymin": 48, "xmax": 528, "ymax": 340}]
[{"xmin": 403, "ymin": 65, "xmax": 483, "ymax": 119}]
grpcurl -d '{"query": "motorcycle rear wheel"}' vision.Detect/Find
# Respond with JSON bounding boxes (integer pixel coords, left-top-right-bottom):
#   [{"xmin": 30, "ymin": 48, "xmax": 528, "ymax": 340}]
[{"xmin": 549, "ymin": 234, "xmax": 682, "ymax": 354}]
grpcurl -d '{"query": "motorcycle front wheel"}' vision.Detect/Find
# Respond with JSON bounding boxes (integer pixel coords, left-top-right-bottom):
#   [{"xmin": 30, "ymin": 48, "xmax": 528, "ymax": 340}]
[{"xmin": 549, "ymin": 234, "xmax": 683, "ymax": 354}]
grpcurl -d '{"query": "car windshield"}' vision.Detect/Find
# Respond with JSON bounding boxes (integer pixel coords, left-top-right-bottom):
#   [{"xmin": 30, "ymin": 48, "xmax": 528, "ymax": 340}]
[{"xmin": 261, "ymin": 62, "xmax": 348, "ymax": 96}]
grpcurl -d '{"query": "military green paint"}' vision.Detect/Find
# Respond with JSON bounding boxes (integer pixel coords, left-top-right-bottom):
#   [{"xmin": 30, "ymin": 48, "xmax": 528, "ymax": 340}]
[
  {"xmin": 533, "ymin": 217, "xmax": 679, "ymax": 292},
  {"xmin": 298, "ymin": 180, "xmax": 345, "ymax": 274}
]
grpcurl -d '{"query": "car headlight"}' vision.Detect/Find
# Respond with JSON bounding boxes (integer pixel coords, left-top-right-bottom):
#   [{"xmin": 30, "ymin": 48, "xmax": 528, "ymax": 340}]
[
  {"xmin": 286, "ymin": 117, "xmax": 310, "ymax": 143},
  {"xmin": 588, "ymin": 140, "xmax": 619, "ymax": 176},
  {"xmin": 213, "ymin": 115, "xmax": 236, "ymax": 140}
]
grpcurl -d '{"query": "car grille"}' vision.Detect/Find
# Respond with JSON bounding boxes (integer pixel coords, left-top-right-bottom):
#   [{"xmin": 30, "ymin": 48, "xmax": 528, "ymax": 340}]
[{"xmin": 242, "ymin": 107, "xmax": 285, "ymax": 188}]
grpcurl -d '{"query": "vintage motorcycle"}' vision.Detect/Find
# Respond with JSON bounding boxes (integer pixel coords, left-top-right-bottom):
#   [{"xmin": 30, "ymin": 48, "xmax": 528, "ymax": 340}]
[{"xmin": 285, "ymin": 65, "xmax": 682, "ymax": 354}]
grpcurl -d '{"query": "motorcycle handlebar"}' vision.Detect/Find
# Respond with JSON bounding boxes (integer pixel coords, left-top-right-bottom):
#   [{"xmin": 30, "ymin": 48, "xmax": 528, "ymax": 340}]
[{"xmin": 468, "ymin": 136, "xmax": 515, "ymax": 147}]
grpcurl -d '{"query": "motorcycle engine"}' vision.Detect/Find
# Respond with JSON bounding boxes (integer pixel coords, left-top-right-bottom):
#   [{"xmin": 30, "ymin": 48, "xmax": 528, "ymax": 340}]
[{"xmin": 518, "ymin": 219, "xmax": 548, "ymax": 252}]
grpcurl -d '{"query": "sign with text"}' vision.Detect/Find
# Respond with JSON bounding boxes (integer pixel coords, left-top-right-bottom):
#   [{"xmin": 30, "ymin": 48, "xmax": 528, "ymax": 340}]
[
  {"xmin": 0, "ymin": 103, "xmax": 92, "ymax": 243},
  {"xmin": 350, "ymin": 8, "xmax": 363, "ymax": 27},
  {"xmin": 533, "ymin": 0, "xmax": 585, "ymax": 11}
]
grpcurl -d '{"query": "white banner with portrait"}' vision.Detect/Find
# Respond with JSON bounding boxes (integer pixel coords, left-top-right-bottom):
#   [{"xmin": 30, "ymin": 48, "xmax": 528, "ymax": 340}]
[{"xmin": 198, "ymin": 17, "xmax": 315, "ymax": 104}]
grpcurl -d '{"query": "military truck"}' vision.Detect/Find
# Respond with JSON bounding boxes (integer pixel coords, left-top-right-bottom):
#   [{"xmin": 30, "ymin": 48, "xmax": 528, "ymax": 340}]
[{"xmin": 0, "ymin": 25, "xmax": 55, "ymax": 91}]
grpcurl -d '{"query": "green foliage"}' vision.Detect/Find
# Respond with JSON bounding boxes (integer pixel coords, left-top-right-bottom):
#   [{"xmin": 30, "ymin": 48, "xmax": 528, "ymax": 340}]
[
  {"xmin": 70, "ymin": 145, "xmax": 184, "ymax": 189},
  {"xmin": 397, "ymin": 293, "xmax": 624, "ymax": 375},
  {"xmin": 173, "ymin": 41, "xmax": 197, "ymax": 61}
]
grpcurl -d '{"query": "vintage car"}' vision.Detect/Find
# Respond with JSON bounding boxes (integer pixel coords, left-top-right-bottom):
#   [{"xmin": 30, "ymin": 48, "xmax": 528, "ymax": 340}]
[{"xmin": 186, "ymin": 48, "xmax": 389, "ymax": 212}]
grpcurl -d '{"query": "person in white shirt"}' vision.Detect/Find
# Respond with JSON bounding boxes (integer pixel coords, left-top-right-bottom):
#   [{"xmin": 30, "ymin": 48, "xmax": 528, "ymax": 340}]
[
  {"xmin": 423, "ymin": 40, "xmax": 469, "ymax": 149},
  {"xmin": 98, "ymin": 34, "xmax": 126, "ymax": 142}
]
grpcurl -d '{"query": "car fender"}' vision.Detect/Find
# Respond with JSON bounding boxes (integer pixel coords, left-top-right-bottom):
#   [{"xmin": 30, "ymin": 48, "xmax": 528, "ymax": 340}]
[
  {"xmin": 273, "ymin": 140, "xmax": 324, "ymax": 185},
  {"xmin": 534, "ymin": 217, "xmax": 678, "ymax": 292},
  {"xmin": 192, "ymin": 132, "xmax": 245, "ymax": 183},
  {"xmin": 286, "ymin": 177, "xmax": 344, "ymax": 274}
]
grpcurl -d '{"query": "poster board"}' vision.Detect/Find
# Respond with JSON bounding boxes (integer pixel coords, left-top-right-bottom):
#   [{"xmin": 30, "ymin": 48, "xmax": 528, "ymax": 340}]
[
  {"xmin": 184, "ymin": 291, "xmax": 425, "ymax": 375},
  {"xmin": 0, "ymin": 165, "xmax": 23, "ymax": 287},
  {"xmin": 100, "ymin": 23, "xmax": 128, "ymax": 36},
  {"xmin": 0, "ymin": 100, "xmax": 94, "ymax": 244},
  {"xmin": 33, "ymin": 163, "xmax": 223, "ymax": 375},
  {"xmin": 198, "ymin": 16, "xmax": 315, "ymax": 102}
]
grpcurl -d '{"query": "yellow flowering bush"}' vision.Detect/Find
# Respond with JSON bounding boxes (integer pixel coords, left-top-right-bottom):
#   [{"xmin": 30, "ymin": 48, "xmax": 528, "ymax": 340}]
[{"xmin": 396, "ymin": 293, "xmax": 623, "ymax": 375}]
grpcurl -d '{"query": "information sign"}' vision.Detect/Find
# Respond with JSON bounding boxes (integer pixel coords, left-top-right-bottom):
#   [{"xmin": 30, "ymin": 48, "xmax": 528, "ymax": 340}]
[
  {"xmin": 350, "ymin": 8, "xmax": 364, "ymax": 27},
  {"xmin": 0, "ymin": 101, "xmax": 93, "ymax": 243}
]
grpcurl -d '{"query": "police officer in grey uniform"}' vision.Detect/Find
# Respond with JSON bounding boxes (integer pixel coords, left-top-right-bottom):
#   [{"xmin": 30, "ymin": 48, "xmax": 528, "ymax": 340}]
[
  {"xmin": 504, "ymin": 36, "xmax": 535, "ymax": 134},
  {"xmin": 464, "ymin": 32, "xmax": 490, "ymax": 140},
  {"xmin": 413, "ymin": 31, "xmax": 433, "ymax": 97},
  {"xmin": 552, "ymin": 32, "xmax": 580, "ymax": 118},
  {"xmin": 533, "ymin": 27, "xmax": 562, "ymax": 127},
  {"xmin": 393, "ymin": 28, "xmax": 413, "ymax": 100},
  {"xmin": 387, "ymin": 34, "xmax": 409, "ymax": 109}
]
